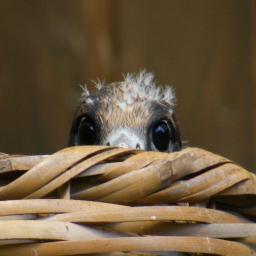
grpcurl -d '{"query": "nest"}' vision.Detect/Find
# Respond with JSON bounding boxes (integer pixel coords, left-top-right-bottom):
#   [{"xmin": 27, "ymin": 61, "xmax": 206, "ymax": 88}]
[{"xmin": 0, "ymin": 146, "xmax": 255, "ymax": 256}]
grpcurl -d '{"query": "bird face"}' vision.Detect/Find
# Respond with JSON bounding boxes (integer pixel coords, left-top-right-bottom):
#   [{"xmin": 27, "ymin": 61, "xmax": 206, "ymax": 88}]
[{"xmin": 69, "ymin": 71, "xmax": 182, "ymax": 152}]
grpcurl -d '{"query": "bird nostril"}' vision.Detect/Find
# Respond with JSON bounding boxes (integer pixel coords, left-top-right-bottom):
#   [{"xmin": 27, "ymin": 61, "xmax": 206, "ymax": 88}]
[{"xmin": 136, "ymin": 143, "xmax": 141, "ymax": 149}]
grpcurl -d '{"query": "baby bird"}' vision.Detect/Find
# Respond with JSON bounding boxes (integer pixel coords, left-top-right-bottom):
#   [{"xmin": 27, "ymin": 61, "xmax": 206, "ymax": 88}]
[{"xmin": 69, "ymin": 70, "xmax": 182, "ymax": 152}]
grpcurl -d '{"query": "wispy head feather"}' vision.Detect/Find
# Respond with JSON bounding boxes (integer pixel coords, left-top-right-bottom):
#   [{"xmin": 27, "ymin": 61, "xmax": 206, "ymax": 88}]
[{"xmin": 80, "ymin": 70, "xmax": 176, "ymax": 111}]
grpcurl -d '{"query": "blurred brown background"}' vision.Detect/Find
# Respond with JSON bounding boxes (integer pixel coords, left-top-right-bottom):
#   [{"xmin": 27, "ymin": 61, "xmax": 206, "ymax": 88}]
[{"xmin": 0, "ymin": 0, "xmax": 255, "ymax": 170}]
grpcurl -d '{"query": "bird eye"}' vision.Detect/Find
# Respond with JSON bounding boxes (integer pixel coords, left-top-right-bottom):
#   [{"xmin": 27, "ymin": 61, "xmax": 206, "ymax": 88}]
[
  {"xmin": 77, "ymin": 116, "xmax": 97, "ymax": 145},
  {"xmin": 152, "ymin": 120, "xmax": 171, "ymax": 151}
]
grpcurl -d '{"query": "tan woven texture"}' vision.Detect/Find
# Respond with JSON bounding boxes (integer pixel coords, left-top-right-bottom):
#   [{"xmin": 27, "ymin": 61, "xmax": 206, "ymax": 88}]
[{"xmin": 0, "ymin": 146, "xmax": 255, "ymax": 256}]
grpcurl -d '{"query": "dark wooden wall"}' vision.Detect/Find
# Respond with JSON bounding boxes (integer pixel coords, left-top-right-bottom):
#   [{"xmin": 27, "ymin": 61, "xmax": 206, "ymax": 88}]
[{"xmin": 0, "ymin": 0, "xmax": 255, "ymax": 170}]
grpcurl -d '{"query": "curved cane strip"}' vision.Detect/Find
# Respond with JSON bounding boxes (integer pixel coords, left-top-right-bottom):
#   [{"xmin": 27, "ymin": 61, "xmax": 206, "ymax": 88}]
[
  {"xmin": 0, "ymin": 236, "xmax": 251, "ymax": 256},
  {"xmin": 0, "ymin": 199, "xmax": 128, "ymax": 216},
  {"xmin": 47, "ymin": 206, "xmax": 245, "ymax": 224}
]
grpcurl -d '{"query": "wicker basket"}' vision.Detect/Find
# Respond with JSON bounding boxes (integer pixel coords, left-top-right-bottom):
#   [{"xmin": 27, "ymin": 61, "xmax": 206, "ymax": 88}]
[{"xmin": 0, "ymin": 146, "xmax": 255, "ymax": 255}]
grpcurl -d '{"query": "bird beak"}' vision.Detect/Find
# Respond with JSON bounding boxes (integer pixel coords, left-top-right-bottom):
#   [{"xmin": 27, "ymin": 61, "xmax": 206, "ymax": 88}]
[{"xmin": 104, "ymin": 128, "xmax": 144, "ymax": 150}]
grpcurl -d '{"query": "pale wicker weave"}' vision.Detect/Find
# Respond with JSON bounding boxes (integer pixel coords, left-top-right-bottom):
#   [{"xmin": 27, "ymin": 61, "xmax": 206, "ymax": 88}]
[{"xmin": 0, "ymin": 146, "xmax": 255, "ymax": 255}]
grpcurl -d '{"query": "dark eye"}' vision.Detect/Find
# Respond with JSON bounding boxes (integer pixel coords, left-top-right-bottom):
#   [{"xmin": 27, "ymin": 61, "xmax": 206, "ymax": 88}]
[
  {"xmin": 152, "ymin": 120, "xmax": 171, "ymax": 151},
  {"xmin": 77, "ymin": 116, "xmax": 97, "ymax": 145}
]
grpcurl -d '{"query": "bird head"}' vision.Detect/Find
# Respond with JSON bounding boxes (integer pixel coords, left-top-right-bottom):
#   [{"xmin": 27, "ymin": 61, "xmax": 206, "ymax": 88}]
[{"xmin": 69, "ymin": 70, "xmax": 182, "ymax": 152}]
